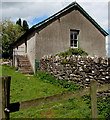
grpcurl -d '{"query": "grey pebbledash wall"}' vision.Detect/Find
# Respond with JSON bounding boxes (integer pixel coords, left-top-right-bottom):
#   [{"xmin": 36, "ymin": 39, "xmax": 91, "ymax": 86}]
[{"xmin": 39, "ymin": 55, "xmax": 110, "ymax": 87}]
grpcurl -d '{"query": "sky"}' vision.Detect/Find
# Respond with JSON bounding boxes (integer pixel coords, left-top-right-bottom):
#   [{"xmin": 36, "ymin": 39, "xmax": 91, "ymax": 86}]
[{"xmin": 1, "ymin": 0, "xmax": 110, "ymax": 57}]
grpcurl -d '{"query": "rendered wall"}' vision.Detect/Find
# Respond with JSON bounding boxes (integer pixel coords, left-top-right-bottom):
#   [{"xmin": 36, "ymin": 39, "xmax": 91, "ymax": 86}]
[
  {"xmin": 13, "ymin": 43, "xmax": 25, "ymax": 67},
  {"xmin": 13, "ymin": 32, "xmax": 36, "ymax": 72},
  {"xmin": 27, "ymin": 32, "xmax": 36, "ymax": 72},
  {"xmin": 13, "ymin": 43, "xmax": 25, "ymax": 55},
  {"xmin": 35, "ymin": 10, "xmax": 106, "ymax": 61}
]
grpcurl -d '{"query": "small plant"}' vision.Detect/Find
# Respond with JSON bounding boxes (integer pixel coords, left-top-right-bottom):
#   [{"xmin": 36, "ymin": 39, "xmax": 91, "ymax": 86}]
[
  {"xmin": 29, "ymin": 72, "xmax": 34, "ymax": 75},
  {"xmin": 97, "ymin": 96, "xmax": 110, "ymax": 119},
  {"xmin": 2, "ymin": 64, "xmax": 17, "ymax": 71},
  {"xmin": 82, "ymin": 95, "xmax": 110, "ymax": 119},
  {"xmin": 57, "ymin": 48, "xmax": 88, "ymax": 57},
  {"xmin": 61, "ymin": 59, "xmax": 71, "ymax": 64}
]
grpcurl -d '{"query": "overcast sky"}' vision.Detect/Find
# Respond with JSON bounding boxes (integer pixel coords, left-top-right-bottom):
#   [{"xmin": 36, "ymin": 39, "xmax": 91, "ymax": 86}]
[{"xmin": 1, "ymin": 0, "xmax": 110, "ymax": 57}]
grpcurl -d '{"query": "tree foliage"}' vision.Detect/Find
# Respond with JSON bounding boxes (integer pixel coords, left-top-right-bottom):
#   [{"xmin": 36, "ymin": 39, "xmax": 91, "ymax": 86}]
[
  {"xmin": 16, "ymin": 18, "xmax": 22, "ymax": 26},
  {"xmin": 16, "ymin": 18, "xmax": 29, "ymax": 31},
  {"xmin": 1, "ymin": 19, "xmax": 25, "ymax": 59},
  {"xmin": 23, "ymin": 20, "xmax": 29, "ymax": 31}
]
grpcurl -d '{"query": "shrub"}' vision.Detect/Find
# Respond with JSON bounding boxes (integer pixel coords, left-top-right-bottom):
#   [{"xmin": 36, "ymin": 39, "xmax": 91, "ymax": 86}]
[
  {"xmin": 57, "ymin": 48, "xmax": 88, "ymax": 57},
  {"xmin": 97, "ymin": 96, "xmax": 110, "ymax": 119},
  {"xmin": 61, "ymin": 59, "xmax": 71, "ymax": 64},
  {"xmin": 82, "ymin": 95, "xmax": 110, "ymax": 119}
]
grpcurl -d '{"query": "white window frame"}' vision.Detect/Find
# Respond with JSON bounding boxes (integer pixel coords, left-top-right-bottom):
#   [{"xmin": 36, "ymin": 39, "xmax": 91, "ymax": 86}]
[{"xmin": 70, "ymin": 30, "xmax": 79, "ymax": 48}]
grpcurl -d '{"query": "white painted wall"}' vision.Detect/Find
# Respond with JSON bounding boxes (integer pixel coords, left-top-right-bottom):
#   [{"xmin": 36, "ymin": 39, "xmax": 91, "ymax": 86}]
[{"xmin": 27, "ymin": 32, "xmax": 36, "ymax": 72}]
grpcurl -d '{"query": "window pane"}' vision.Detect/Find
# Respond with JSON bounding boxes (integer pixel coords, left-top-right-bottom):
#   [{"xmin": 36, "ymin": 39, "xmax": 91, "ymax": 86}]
[
  {"xmin": 71, "ymin": 33, "xmax": 73, "ymax": 40},
  {"xmin": 74, "ymin": 40, "xmax": 77, "ymax": 47},
  {"xmin": 70, "ymin": 30, "xmax": 79, "ymax": 48},
  {"xmin": 74, "ymin": 34, "xmax": 77, "ymax": 39},
  {"xmin": 70, "ymin": 40, "xmax": 74, "ymax": 46}
]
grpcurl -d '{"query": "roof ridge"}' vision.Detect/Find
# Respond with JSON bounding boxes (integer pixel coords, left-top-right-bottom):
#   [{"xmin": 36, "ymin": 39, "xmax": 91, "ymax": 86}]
[
  {"xmin": 31, "ymin": 2, "xmax": 77, "ymax": 29},
  {"xmin": 31, "ymin": 2, "xmax": 108, "ymax": 36},
  {"xmin": 13, "ymin": 2, "xmax": 108, "ymax": 46},
  {"xmin": 76, "ymin": 3, "xmax": 108, "ymax": 36}
]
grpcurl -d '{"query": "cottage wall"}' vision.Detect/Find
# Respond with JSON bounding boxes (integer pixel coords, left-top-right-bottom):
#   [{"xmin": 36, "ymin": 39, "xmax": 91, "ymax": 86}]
[
  {"xmin": 27, "ymin": 32, "xmax": 36, "ymax": 72},
  {"xmin": 13, "ymin": 43, "xmax": 25, "ymax": 56},
  {"xmin": 13, "ymin": 43, "xmax": 25, "ymax": 67},
  {"xmin": 13, "ymin": 8, "xmax": 107, "ymax": 72},
  {"xmin": 13, "ymin": 32, "xmax": 36, "ymax": 72},
  {"xmin": 35, "ymin": 10, "xmax": 106, "ymax": 61}
]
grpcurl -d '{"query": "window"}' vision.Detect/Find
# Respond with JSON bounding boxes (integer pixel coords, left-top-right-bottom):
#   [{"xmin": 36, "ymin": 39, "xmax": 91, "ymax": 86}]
[{"xmin": 70, "ymin": 30, "xmax": 79, "ymax": 48}]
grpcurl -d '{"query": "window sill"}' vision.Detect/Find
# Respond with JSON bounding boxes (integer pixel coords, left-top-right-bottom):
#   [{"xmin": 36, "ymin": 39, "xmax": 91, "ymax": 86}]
[{"xmin": 70, "ymin": 46, "xmax": 78, "ymax": 49}]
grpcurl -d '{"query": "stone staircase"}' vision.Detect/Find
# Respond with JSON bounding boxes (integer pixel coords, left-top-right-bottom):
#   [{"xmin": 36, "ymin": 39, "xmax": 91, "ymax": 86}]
[{"xmin": 17, "ymin": 55, "xmax": 33, "ymax": 74}]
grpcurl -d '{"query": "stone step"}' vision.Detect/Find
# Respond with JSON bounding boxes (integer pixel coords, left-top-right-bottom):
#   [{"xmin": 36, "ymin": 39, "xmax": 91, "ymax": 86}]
[
  {"xmin": 19, "ymin": 63, "xmax": 30, "ymax": 66},
  {"xmin": 20, "ymin": 71, "xmax": 33, "ymax": 74},
  {"xmin": 18, "ymin": 59, "xmax": 29, "ymax": 61},
  {"xmin": 19, "ymin": 65, "xmax": 31, "ymax": 68},
  {"xmin": 19, "ymin": 69, "xmax": 32, "ymax": 71},
  {"xmin": 19, "ymin": 60, "xmax": 30, "ymax": 62},
  {"xmin": 18, "ymin": 65, "xmax": 32, "ymax": 68},
  {"xmin": 19, "ymin": 61, "xmax": 30, "ymax": 63},
  {"xmin": 19, "ymin": 63, "xmax": 31, "ymax": 65},
  {"xmin": 17, "ymin": 57, "xmax": 28, "ymax": 60},
  {"xmin": 17, "ymin": 55, "xmax": 33, "ymax": 74},
  {"xmin": 19, "ymin": 70, "xmax": 33, "ymax": 72},
  {"xmin": 19, "ymin": 69, "xmax": 33, "ymax": 72},
  {"xmin": 17, "ymin": 57, "xmax": 28, "ymax": 59},
  {"xmin": 19, "ymin": 68, "xmax": 33, "ymax": 71}
]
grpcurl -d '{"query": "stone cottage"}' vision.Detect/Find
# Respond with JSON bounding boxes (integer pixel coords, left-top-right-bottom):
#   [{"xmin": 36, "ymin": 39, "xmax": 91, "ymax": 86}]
[{"xmin": 13, "ymin": 2, "xmax": 108, "ymax": 73}]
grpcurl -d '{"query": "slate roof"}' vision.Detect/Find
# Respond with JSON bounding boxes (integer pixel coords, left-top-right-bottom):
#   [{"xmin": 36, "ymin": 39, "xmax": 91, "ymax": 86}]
[{"xmin": 13, "ymin": 2, "xmax": 109, "ymax": 46}]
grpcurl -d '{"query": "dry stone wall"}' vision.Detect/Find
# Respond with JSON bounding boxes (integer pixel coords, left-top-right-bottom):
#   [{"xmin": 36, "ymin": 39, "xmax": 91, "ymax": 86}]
[{"xmin": 39, "ymin": 55, "xmax": 110, "ymax": 87}]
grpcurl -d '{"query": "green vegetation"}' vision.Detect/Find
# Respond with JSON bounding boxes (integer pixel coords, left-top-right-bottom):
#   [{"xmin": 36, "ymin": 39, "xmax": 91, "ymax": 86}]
[
  {"xmin": 82, "ymin": 95, "xmax": 110, "ymax": 119},
  {"xmin": 16, "ymin": 18, "xmax": 29, "ymax": 31},
  {"xmin": 0, "ymin": 19, "xmax": 25, "ymax": 59},
  {"xmin": 37, "ymin": 71, "xmax": 81, "ymax": 91},
  {"xmin": 2, "ymin": 65, "xmax": 66, "ymax": 103},
  {"xmin": 16, "ymin": 18, "xmax": 22, "ymax": 26},
  {"xmin": 1, "ymin": 65, "xmax": 110, "ymax": 119},
  {"xmin": 10, "ymin": 97, "xmax": 91, "ymax": 118},
  {"xmin": 97, "ymin": 96, "xmax": 110, "ymax": 118},
  {"xmin": 23, "ymin": 20, "xmax": 29, "ymax": 31},
  {"xmin": 1, "ymin": 18, "xmax": 29, "ymax": 59},
  {"xmin": 57, "ymin": 48, "xmax": 88, "ymax": 57},
  {"xmin": 61, "ymin": 59, "xmax": 71, "ymax": 64}
]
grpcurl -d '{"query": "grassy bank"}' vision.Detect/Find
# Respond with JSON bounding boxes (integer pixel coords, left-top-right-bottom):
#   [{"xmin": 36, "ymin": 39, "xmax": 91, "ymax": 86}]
[
  {"xmin": 1, "ymin": 65, "xmax": 110, "ymax": 118},
  {"xmin": 2, "ymin": 65, "xmax": 67, "ymax": 103}
]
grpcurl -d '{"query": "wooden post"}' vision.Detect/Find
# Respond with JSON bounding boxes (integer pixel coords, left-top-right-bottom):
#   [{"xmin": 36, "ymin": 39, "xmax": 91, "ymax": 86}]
[
  {"xmin": 0, "ymin": 76, "xmax": 11, "ymax": 119},
  {"xmin": 0, "ymin": 77, "xmax": 2, "ymax": 119},
  {"xmin": 90, "ymin": 80, "xmax": 98, "ymax": 119}
]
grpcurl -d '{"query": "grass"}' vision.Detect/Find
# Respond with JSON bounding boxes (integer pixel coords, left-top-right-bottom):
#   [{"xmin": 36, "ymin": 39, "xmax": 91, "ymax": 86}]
[
  {"xmin": 37, "ymin": 71, "xmax": 81, "ymax": 92},
  {"xmin": 1, "ymin": 65, "xmax": 110, "ymax": 119},
  {"xmin": 10, "ymin": 97, "xmax": 91, "ymax": 118},
  {"xmin": 2, "ymin": 65, "xmax": 67, "ymax": 103}
]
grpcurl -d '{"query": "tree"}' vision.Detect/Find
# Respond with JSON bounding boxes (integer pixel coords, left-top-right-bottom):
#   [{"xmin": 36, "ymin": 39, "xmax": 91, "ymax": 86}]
[
  {"xmin": 1, "ymin": 19, "xmax": 25, "ymax": 59},
  {"xmin": 16, "ymin": 18, "xmax": 22, "ymax": 26},
  {"xmin": 23, "ymin": 20, "xmax": 29, "ymax": 31},
  {"xmin": 16, "ymin": 18, "xmax": 29, "ymax": 31}
]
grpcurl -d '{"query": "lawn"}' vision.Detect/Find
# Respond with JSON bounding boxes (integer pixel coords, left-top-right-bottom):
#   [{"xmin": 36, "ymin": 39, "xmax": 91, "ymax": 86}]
[
  {"xmin": 2, "ymin": 65, "xmax": 67, "ymax": 103},
  {"xmin": 1, "ymin": 65, "xmax": 110, "ymax": 119}
]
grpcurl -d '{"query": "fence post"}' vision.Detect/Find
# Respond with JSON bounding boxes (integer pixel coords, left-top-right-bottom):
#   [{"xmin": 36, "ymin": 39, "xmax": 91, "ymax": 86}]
[
  {"xmin": 90, "ymin": 80, "xmax": 98, "ymax": 118},
  {"xmin": 0, "ymin": 76, "xmax": 11, "ymax": 119},
  {"xmin": 0, "ymin": 77, "xmax": 2, "ymax": 119}
]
